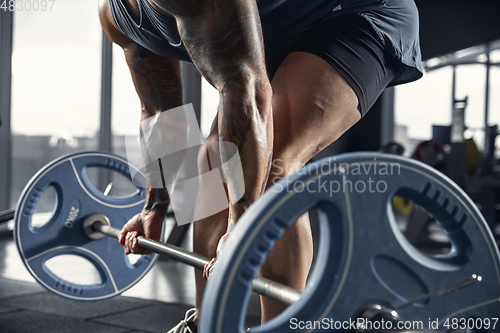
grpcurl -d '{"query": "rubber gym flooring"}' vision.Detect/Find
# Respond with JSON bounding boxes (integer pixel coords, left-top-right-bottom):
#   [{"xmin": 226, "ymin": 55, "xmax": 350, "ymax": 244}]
[{"xmin": 0, "ymin": 221, "xmax": 262, "ymax": 333}]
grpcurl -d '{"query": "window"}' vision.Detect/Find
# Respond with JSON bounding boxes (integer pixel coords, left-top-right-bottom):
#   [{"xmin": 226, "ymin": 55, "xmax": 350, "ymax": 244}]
[
  {"xmin": 394, "ymin": 67, "xmax": 452, "ymax": 155},
  {"xmin": 394, "ymin": 44, "xmax": 499, "ymax": 158},
  {"xmin": 10, "ymin": 1, "xmax": 102, "ymax": 206}
]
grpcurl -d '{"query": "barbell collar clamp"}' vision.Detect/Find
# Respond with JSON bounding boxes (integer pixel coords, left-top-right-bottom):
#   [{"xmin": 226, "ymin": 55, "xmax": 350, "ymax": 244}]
[
  {"xmin": 87, "ymin": 215, "xmax": 301, "ymax": 305},
  {"xmin": 83, "ymin": 214, "xmax": 111, "ymax": 240},
  {"xmin": 353, "ymin": 304, "xmax": 399, "ymax": 333},
  {"xmin": 353, "ymin": 304, "xmax": 436, "ymax": 333}
]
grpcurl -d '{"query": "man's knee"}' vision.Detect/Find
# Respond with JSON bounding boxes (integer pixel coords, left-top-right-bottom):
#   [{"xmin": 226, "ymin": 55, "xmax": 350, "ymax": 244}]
[
  {"xmin": 197, "ymin": 135, "xmax": 221, "ymax": 174},
  {"xmin": 265, "ymin": 155, "xmax": 306, "ymax": 191},
  {"xmin": 193, "ymin": 210, "xmax": 227, "ymax": 257}
]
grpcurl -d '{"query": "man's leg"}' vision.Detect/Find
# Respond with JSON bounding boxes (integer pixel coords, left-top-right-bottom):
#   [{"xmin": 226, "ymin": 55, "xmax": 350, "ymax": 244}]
[
  {"xmin": 193, "ymin": 51, "xmax": 361, "ymax": 323},
  {"xmin": 258, "ymin": 51, "xmax": 361, "ymax": 322},
  {"xmin": 193, "ymin": 135, "xmax": 228, "ymax": 320}
]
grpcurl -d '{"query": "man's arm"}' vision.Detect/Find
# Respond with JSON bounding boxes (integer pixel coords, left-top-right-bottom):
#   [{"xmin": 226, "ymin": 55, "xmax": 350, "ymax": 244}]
[
  {"xmin": 98, "ymin": 0, "xmax": 183, "ymax": 117},
  {"xmin": 156, "ymin": 0, "xmax": 274, "ymax": 224},
  {"xmin": 99, "ymin": 2, "xmax": 183, "ymax": 252},
  {"xmin": 122, "ymin": 43, "xmax": 183, "ymax": 118},
  {"xmin": 121, "ymin": 43, "xmax": 184, "ymax": 215}
]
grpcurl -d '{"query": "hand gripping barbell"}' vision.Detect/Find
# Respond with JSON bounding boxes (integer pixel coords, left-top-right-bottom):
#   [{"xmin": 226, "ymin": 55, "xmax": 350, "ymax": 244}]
[{"xmin": 13, "ymin": 151, "xmax": 500, "ymax": 332}]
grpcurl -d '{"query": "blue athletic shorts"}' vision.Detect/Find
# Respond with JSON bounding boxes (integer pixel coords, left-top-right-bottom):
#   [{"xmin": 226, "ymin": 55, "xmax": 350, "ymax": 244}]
[
  {"xmin": 288, "ymin": 14, "xmax": 408, "ymax": 115},
  {"xmin": 258, "ymin": 0, "xmax": 423, "ymax": 115}
]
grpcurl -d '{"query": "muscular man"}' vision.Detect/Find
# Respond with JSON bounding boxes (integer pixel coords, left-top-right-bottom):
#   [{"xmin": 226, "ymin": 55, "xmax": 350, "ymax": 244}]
[{"xmin": 98, "ymin": 0, "xmax": 422, "ymax": 331}]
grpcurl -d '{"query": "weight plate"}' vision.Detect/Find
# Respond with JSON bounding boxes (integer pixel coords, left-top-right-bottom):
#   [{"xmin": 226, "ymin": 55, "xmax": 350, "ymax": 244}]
[
  {"xmin": 14, "ymin": 151, "xmax": 160, "ymax": 301},
  {"xmin": 201, "ymin": 152, "xmax": 500, "ymax": 332}
]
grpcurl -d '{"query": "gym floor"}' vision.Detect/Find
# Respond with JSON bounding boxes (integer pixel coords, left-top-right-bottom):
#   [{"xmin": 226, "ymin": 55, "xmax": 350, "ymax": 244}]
[{"xmin": 0, "ymin": 216, "xmax": 262, "ymax": 333}]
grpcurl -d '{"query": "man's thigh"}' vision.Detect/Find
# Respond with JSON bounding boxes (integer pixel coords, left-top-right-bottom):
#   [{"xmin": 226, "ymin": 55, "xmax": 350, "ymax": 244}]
[
  {"xmin": 267, "ymin": 51, "xmax": 361, "ymax": 183},
  {"xmin": 267, "ymin": 13, "xmax": 405, "ymax": 181}
]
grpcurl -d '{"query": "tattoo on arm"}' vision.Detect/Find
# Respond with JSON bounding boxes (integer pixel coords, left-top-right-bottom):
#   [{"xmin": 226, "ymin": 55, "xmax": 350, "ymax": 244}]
[
  {"xmin": 126, "ymin": 44, "xmax": 183, "ymax": 114},
  {"xmin": 158, "ymin": 0, "xmax": 267, "ymax": 149},
  {"xmin": 144, "ymin": 188, "xmax": 170, "ymax": 217},
  {"xmin": 123, "ymin": 45, "xmax": 183, "ymax": 217},
  {"xmin": 219, "ymin": 108, "xmax": 253, "ymax": 151}
]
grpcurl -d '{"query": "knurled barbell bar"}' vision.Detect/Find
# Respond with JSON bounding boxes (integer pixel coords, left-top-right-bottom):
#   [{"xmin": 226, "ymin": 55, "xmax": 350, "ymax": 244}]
[
  {"xmin": 85, "ymin": 213, "xmax": 301, "ymax": 305},
  {"xmin": 13, "ymin": 150, "xmax": 500, "ymax": 333}
]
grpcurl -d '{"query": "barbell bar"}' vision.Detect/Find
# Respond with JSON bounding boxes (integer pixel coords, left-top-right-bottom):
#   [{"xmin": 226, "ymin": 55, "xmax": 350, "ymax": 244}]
[
  {"xmin": 87, "ymin": 214, "xmax": 301, "ymax": 305},
  {"xmin": 0, "ymin": 207, "xmax": 15, "ymax": 224}
]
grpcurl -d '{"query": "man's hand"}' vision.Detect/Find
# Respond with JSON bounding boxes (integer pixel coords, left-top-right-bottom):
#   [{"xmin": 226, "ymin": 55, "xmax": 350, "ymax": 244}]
[
  {"xmin": 118, "ymin": 211, "xmax": 164, "ymax": 255},
  {"xmin": 203, "ymin": 222, "xmax": 235, "ymax": 280}
]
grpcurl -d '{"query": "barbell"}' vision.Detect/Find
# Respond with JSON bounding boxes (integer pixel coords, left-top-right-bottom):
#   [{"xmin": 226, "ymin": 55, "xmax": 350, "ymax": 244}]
[
  {"xmin": 86, "ymin": 214, "xmax": 300, "ymax": 305},
  {"xmin": 13, "ymin": 150, "xmax": 500, "ymax": 332},
  {"xmin": 14, "ymin": 151, "xmax": 299, "ymax": 304}
]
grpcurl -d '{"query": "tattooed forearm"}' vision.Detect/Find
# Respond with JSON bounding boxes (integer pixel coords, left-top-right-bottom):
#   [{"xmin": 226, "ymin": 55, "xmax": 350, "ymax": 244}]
[
  {"xmin": 141, "ymin": 148, "xmax": 171, "ymax": 217},
  {"xmin": 219, "ymin": 112, "xmax": 252, "ymax": 152},
  {"xmin": 118, "ymin": 34, "xmax": 183, "ymax": 219},
  {"xmin": 144, "ymin": 188, "xmax": 170, "ymax": 217}
]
